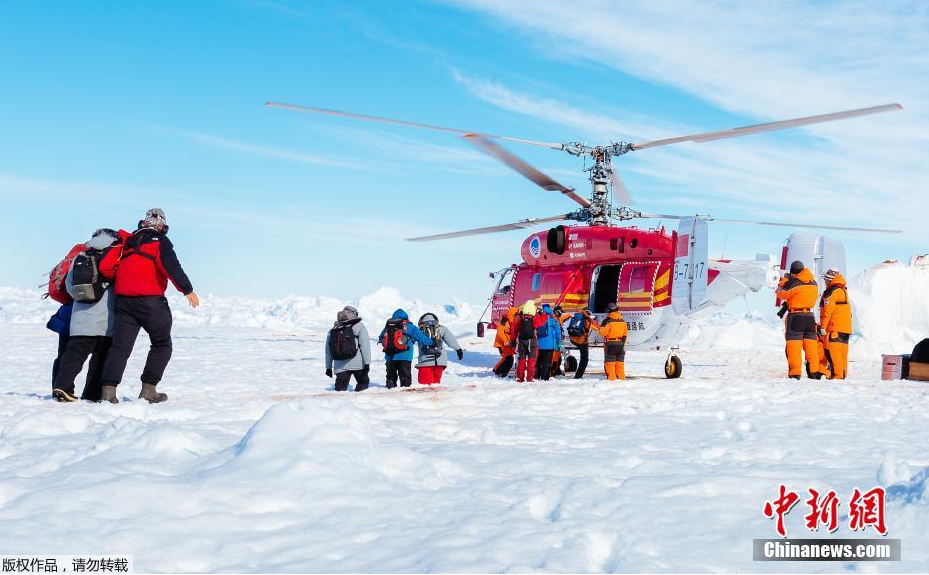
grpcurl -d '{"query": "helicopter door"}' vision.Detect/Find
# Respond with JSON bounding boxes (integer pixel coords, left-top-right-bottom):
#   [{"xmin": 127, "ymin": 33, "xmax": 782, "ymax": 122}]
[
  {"xmin": 672, "ymin": 217, "xmax": 708, "ymax": 314},
  {"xmin": 616, "ymin": 263, "xmax": 659, "ymax": 313},
  {"xmin": 591, "ymin": 265, "xmax": 622, "ymax": 313}
]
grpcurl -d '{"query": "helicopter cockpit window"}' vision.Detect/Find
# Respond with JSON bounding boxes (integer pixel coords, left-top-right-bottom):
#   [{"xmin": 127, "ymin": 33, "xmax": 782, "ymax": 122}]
[{"xmin": 531, "ymin": 273, "xmax": 542, "ymax": 292}]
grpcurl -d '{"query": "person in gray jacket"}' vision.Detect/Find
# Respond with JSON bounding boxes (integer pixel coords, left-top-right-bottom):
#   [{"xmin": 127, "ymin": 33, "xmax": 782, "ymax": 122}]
[
  {"xmin": 324, "ymin": 305, "xmax": 372, "ymax": 391},
  {"xmin": 415, "ymin": 312, "xmax": 464, "ymax": 385},
  {"xmin": 52, "ymin": 229, "xmax": 119, "ymax": 402}
]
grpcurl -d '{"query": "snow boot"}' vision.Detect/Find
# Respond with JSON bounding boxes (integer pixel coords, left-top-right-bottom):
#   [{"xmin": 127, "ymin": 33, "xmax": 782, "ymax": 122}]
[
  {"xmin": 139, "ymin": 383, "xmax": 168, "ymax": 404},
  {"xmin": 99, "ymin": 385, "xmax": 119, "ymax": 404},
  {"xmin": 53, "ymin": 389, "xmax": 79, "ymax": 403}
]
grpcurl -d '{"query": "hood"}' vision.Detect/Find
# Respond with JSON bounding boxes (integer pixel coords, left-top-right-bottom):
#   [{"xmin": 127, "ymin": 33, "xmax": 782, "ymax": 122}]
[
  {"xmin": 828, "ymin": 273, "xmax": 847, "ymax": 287},
  {"xmin": 541, "ymin": 303, "xmax": 553, "ymax": 315},
  {"xmin": 794, "ymin": 268, "xmax": 815, "ymax": 283},
  {"xmin": 391, "ymin": 309, "xmax": 409, "ymax": 320},
  {"xmin": 521, "ymin": 300, "xmax": 537, "ymax": 315},
  {"xmin": 85, "ymin": 234, "xmax": 117, "ymax": 251},
  {"xmin": 608, "ymin": 311, "xmax": 624, "ymax": 321},
  {"xmin": 419, "ymin": 312, "xmax": 439, "ymax": 324}
]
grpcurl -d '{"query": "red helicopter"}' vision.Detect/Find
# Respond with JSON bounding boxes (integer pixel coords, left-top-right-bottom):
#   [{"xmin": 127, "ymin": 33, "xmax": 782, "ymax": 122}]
[{"xmin": 267, "ymin": 101, "xmax": 902, "ymax": 377}]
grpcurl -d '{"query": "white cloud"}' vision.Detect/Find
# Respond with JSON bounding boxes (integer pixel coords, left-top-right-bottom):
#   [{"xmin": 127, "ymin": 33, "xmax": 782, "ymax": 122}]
[{"xmin": 439, "ymin": 1, "xmax": 929, "ymax": 246}]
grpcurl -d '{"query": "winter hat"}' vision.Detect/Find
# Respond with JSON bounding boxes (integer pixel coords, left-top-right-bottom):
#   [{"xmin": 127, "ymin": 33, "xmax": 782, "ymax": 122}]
[
  {"xmin": 336, "ymin": 310, "xmax": 351, "ymax": 323},
  {"xmin": 521, "ymin": 300, "xmax": 537, "ymax": 316},
  {"xmin": 141, "ymin": 208, "xmax": 167, "ymax": 231},
  {"xmin": 823, "ymin": 268, "xmax": 840, "ymax": 283},
  {"xmin": 92, "ymin": 228, "xmax": 118, "ymax": 240},
  {"xmin": 342, "ymin": 305, "xmax": 359, "ymax": 320},
  {"xmin": 789, "ymin": 260, "xmax": 805, "ymax": 274}
]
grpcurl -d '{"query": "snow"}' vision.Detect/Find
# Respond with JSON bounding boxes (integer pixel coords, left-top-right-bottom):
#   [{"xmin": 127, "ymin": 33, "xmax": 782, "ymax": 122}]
[{"xmin": 2, "ymin": 261, "xmax": 929, "ymax": 573}]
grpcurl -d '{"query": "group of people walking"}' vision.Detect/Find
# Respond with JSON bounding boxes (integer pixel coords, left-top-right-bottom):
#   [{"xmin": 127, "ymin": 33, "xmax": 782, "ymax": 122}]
[
  {"xmin": 493, "ymin": 300, "xmax": 629, "ymax": 382},
  {"xmin": 324, "ymin": 307, "xmax": 464, "ymax": 392},
  {"xmin": 46, "ymin": 208, "xmax": 198, "ymax": 404},
  {"xmin": 776, "ymin": 260, "xmax": 852, "ymax": 379}
]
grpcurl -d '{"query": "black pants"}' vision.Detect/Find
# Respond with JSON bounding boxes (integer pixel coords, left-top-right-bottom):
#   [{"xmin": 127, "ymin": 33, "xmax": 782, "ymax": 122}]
[
  {"xmin": 335, "ymin": 369, "xmax": 370, "ymax": 392},
  {"xmin": 385, "ymin": 360, "xmax": 412, "ymax": 388},
  {"xmin": 52, "ymin": 332, "xmax": 69, "ymax": 390},
  {"xmin": 537, "ymin": 349, "xmax": 555, "ymax": 380},
  {"xmin": 53, "ymin": 336, "xmax": 111, "ymax": 401},
  {"xmin": 605, "ymin": 341, "xmax": 626, "ymax": 363},
  {"xmin": 574, "ymin": 344, "xmax": 589, "ymax": 379},
  {"xmin": 785, "ymin": 312, "xmax": 817, "ymax": 341},
  {"xmin": 494, "ymin": 354, "xmax": 514, "ymax": 377},
  {"xmin": 102, "ymin": 296, "xmax": 173, "ymax": 387}
]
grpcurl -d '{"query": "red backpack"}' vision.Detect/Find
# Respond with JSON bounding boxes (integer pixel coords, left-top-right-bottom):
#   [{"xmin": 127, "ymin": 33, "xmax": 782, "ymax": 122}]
[
  {"xmin": 45, "ymin": 243, "xmax": 87, "ymax": 304},
  {"xmin": 381, "ymin": 319, "xmax": 410, "ymax": 355}
]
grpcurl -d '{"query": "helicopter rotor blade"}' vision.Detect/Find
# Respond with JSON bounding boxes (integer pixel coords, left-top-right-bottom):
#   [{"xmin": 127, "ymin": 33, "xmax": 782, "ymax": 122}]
[
  {"xmin": 463, "ymin": 134, "xmax": 590, "ymax": 208},
  {"xmin": 632, "ymin": 212, "xmax": 902, "ymax": 234},
  {"xmin": 629, "ymin": 103, "xmax": 903, "ymax": 151},
  {"xmin": 609, "ymin": 165, "xmax": 634, "ymax": 206},
  {"xmin": 407, "ymin": 214, "xmax": 574, "ymax": 242},
  {"xmin": 265, "ymin": 101, "xmax": 565, "ymax": 150}
]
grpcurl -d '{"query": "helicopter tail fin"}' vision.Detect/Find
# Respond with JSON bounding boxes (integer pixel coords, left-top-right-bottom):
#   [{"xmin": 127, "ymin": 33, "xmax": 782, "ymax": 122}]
[{"xmin": 672, "ymin": 218, "xmax": 709, "ymax": 314}]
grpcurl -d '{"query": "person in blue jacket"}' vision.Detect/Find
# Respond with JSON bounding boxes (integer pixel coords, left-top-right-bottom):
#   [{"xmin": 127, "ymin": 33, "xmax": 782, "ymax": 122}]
[
  {"xmin": 378, "ymin": 309, "xmax": 433, "ymax": 388},
  {"xmin": 535, "ymin": 303, "xmax": 563, "ymax": 381}
]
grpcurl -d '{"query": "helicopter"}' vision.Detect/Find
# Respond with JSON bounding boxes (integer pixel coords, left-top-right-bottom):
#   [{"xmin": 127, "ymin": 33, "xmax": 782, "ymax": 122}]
[{"xmin": 266, "ymin": 100, "xmax": 903, "ymax": 377}]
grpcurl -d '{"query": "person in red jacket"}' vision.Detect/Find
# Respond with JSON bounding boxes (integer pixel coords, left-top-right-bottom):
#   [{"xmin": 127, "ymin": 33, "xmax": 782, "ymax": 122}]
[{"xmin": 97, "ymin": 208, "xmax": 199, "ymax": 403}]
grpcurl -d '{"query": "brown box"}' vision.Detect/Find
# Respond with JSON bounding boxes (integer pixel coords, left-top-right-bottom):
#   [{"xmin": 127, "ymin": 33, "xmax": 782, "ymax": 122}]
[{"xmin": 908, "ymin": 361, "xmax": 929, "ymax": 382}]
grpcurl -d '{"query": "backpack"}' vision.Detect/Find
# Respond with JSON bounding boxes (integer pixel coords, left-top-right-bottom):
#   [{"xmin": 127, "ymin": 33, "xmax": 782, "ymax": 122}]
[
  {"xmin": 45, "ymin": 243, "xmax": 87, "ymax": 304},
  {"xmin": 70, "ymin": 249, "xmax": 107, "ymax": 303},
  {"xmin": 328, "ymin": 322, "xmax": 358, "ymax": 360},
  {"xmin": 567, "ymin": 312, "xmax": 587, "ymax": 337},
  {"xmin": 517, "ymin": 313, "xmax": 536, "ymax": 341},
  {"xmin": 381, "ymin": 319, "xmax": 410, "ymax": 355},
  {"xmin": 536, "ymin": 315, "xmax": 550, "ymax": 339},
  {"xmin": 419, "ymin": 320, "xmax": 444, "ymax": 355}
]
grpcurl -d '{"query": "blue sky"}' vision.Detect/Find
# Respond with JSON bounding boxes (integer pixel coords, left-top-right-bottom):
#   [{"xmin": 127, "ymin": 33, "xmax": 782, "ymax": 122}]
[{"xmin": 1, "ymin": 1, "xmax": 926, "ymax": 307}]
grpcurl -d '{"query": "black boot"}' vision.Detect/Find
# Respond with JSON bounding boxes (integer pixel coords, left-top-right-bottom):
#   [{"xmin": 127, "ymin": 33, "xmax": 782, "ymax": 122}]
[
  {"xmin": 789, "ymin": 375, "xmax": 801, "ymax": 380},
  {"xmin": 99, "ymin": 385, "xmax": 119, "ymax": 404},
  {"xmin": 139, "ymin": 383, "xmax": 168, "ymax": 403}
]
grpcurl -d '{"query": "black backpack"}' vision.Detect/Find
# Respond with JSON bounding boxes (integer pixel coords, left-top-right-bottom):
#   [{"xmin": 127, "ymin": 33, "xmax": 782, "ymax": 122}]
[
  {"xmin": 70, "ymin": 249, "xmax": 106, "ymax": 303},
  {"xmin": 517, "ymin": 313, "xmax": 536, "ymax": 341},
  {"xmin": 419, "ymin": 320, "xmax": 444, "ymax": 355},
  {"xmin": 328, "ymin": 323, "xmax": 358, "ymax": 360},
  {"xmin": 567, "ymin": 312, "xmax": 587, "ymax": 337}
]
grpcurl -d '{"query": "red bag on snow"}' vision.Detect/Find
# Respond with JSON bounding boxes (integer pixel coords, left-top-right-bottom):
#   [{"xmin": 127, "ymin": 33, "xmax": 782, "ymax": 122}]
[{"xmin": 45, "ymin": 243, "xmax": 87, "ymax": 304}]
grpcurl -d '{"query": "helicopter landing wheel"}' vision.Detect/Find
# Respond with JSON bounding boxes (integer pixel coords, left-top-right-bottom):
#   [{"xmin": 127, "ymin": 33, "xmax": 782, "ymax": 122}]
[
  {"xmin": 664, "ymin": 355, "xmax": 682, "ymax": 379},
  {"xmin": 564, "ymin": 355, "xmax": 578, "ymax": 373}
]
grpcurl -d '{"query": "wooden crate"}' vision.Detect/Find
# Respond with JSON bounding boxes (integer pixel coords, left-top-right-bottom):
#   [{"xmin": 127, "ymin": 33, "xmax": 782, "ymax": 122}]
[
  {"xmin": 882, "ymin": 354, "xmax": 910, "ymax": 380},
  {"xmin": 908, "ymin": 361, "xmax": 929, "ymax": 382}
]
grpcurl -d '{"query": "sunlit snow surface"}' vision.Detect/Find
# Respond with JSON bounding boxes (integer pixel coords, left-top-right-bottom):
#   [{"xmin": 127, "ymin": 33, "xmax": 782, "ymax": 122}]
[{"xmin": 1, "ymin": 266, "xmax": 929, "ymax": 573}]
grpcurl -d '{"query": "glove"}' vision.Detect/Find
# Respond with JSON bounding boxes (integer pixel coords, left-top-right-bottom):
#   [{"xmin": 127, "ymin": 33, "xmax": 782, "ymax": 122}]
[
  {"xmin": 456, "ymin": 349, "xmax": 464, "ymax": 360},
  {"xmin": 325, "ymin": 368, "xmax": 333, "ymax": 378}
]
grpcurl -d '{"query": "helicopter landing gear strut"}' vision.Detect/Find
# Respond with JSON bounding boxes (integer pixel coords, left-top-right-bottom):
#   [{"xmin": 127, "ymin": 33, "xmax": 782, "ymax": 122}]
[{"xmin": 664, "ymin": 350, "xmax": 682, "ymax": 379}]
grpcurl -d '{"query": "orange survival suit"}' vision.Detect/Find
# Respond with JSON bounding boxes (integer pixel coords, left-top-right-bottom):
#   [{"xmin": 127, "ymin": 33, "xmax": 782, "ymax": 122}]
[
  {"xmin": 597, "ymin": 309, "xmax": 629, "ymax": 381},
  {"xmin": 776, "ymin": 266, "xmax": 822, "ymax": 379},
  {"xmin": 818, "ymin": 272, "xmax": 851, "ymax": 379},
  {"xmin": 492, "ymin": 309, "xmax": 517, "ymax": 377}
]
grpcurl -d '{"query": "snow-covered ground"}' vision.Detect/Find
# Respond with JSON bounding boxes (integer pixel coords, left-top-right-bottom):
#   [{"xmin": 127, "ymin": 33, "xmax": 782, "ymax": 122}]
[{"xmin": 1, "ymin": 262, "xmax": 929, "ymax": 573}]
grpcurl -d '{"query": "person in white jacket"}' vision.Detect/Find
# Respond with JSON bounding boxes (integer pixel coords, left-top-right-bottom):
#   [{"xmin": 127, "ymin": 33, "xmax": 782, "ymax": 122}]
[
  {"xmin": 52, "ymin": 229, "xmax": 118, "ymax": 402},
  {"xmin": 324, "ymin": 306, "xmax": 372, "ymax": 391}
]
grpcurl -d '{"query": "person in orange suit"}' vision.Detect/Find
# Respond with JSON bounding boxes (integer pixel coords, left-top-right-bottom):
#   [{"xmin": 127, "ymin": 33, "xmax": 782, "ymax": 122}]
[
  {"xmin": 818, "ymin": 268, "xmax": 852, "ymax": 379},
  {"xmin": 776, "ymin": 260, "xmax": 822, "ymax": 380},
  {"xmin": 596, "ymin": 303, "xmax": 628, "ymax": 381},
  {"xmin": 492, "ymin": 313, "xmax": 515, "ymax": 378}
]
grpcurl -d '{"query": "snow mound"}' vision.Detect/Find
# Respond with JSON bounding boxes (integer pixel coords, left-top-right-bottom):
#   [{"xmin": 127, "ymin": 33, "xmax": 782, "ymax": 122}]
[
  {"xmin": 887, "ymin": 464, "xmax": 929, "ymax": 504},
  {"xmin": 0, "ymin": 286, "xmax": 481, "ymax": 333},
  {"xmin": 684, "ymin": 312, "xmax": 784, "ymax": 350},
  {"xmin": 850, "ymin": 260, "xmax": 929, "ymax": 355}
]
